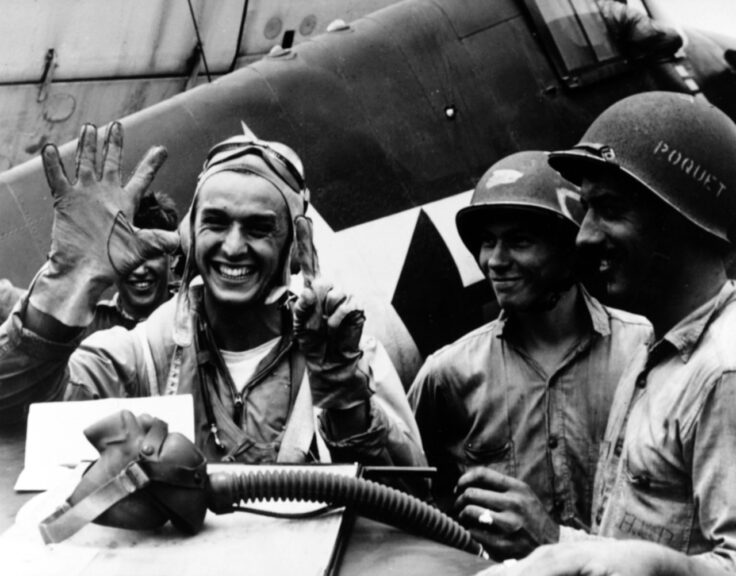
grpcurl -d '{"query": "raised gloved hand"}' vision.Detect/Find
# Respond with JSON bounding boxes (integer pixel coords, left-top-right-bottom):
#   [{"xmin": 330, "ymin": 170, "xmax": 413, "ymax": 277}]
[
  {"xmin": 29, "ymin": 122, "xmax": 179, "ymax": 327},
  {"xmin": 292, "ymin": 216, "xmax": 372, "ymax": 410}
]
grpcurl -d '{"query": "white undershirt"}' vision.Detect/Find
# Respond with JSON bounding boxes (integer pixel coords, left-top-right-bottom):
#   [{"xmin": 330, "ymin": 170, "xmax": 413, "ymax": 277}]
[{"xmin": 220, "ymin": 337, "xmax": 281, "ymax": 393}]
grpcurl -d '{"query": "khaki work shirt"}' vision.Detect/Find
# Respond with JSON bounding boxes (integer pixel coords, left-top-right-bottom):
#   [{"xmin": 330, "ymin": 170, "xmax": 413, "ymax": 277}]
[
  {"xmin": 587, "ymin": 280, "xmax": 736, "ymax": 571},
  {"xmin": 408, "ymin": 287, "xmax": 651, "ymax": 523}
]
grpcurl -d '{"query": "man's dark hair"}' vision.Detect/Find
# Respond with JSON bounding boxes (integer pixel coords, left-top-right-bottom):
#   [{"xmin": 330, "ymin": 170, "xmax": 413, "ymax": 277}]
[{"xmin": 133, "ymin": 191, "xmax": 179, "ymax": 231}]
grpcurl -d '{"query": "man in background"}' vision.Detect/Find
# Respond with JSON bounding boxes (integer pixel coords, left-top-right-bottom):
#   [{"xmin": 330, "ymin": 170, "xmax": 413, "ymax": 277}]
[{"xmin": 0, "ymin": 189, "xmax": 179, "ymax": 336}]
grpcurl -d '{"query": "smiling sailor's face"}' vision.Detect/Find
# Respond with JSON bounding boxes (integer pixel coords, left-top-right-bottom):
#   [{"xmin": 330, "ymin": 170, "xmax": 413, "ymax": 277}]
[
  {"xmin": 117, "ymin": 255, "xmax": 170, "ymax": 319},
  {"xmin": 477, "ymin": 211, "xmax": 572, "ymax": 312},
  {"xmin": 576, "ymin": 173, "xmax": 664, "ymax": 309},
  {"xmin": 194, "ymin": 171, "xmax": 290, "ymax": 308}
]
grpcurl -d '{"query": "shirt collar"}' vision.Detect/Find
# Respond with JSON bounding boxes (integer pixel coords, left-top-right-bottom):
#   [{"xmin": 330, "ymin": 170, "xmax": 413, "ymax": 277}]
[
  {"xmin": 660, "ymin": 280, "xmax": 736, "ymax": 363},
  {"xmin": 581, "ymin": 285, "xmax": 611, "ymax": 337},
  {"xmin": 172, "ymin": 277, "xmax": 292, "ymax": 347},
  {"xmin": 496, "ymin": 284, "xmax": 610, "ymax": 339},
  {"xmin": 109, "ymin": 292, "xmax": 140, "ymax": 322}
]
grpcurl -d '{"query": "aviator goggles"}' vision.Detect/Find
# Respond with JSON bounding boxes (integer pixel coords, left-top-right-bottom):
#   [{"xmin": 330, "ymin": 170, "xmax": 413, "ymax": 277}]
[{"xmin": 200, "ymin": 137, "xmax": 309, "ymax": 209}]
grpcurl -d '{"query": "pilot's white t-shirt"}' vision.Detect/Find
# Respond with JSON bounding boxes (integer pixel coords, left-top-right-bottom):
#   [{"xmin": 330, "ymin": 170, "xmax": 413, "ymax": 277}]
[{"xmin": 220, "ymin": 337, "xmax": 281, "ymax": 393}]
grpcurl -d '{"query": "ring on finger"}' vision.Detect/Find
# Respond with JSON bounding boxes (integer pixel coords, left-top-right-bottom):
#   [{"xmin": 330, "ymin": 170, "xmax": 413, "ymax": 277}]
[{"xmin": 477, "ymin": 508, "xmax": 494, "ymax": 526}]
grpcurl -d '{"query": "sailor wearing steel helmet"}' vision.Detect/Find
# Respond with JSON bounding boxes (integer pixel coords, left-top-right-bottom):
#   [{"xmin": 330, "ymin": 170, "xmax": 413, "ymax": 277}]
[
  {"xmin": 0, "ymin": 123, "xmax": 425, "ymax": 473},
  {"xmin": 407, "ymin": 151, "xmax": 651, "ymax": 559},
  {"xmin": 558, "ymin": 91, "xmax": 736, "ymax": 569},
  {"xmin": 481, "ymin": 92, "xmax": 736, "ymax": 575}
]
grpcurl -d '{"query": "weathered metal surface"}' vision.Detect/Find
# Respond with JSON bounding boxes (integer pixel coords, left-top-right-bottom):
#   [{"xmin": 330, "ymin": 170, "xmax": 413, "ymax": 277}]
[
  {"xmin": 0, "ymin": 0, "xmax": 407, "ymax": 83},
  {"xmin": 0, "ymin": 0, "xmax": 412, "ymax": 170},
  {"xmin": 234, "ymin": 0, "xmax": 401, "ymax": 65},
  {"xmin": 0, "ymin": 0, "xmax": 244, "ymax": 81},
  {"xmin": 0, "ymin": 78, "xmax": 186, "ymax": 172}
]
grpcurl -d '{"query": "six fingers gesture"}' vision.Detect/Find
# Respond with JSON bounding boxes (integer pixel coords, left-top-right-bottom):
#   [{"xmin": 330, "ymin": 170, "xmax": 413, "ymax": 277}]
[{"xmin": 30, "ymin": 122, "xmax": 179, "ymax": 326}]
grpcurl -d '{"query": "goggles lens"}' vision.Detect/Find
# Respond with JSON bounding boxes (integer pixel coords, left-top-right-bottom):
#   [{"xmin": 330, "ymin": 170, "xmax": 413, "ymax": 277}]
[{"xmin": 202, "ymin": 138, "xmax": 308, "ymax": 202}]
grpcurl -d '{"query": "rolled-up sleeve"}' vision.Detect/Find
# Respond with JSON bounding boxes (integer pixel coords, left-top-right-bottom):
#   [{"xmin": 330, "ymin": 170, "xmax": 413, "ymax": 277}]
[
  {"xmin": 0, "ymin": 299, "xmax": 77, "ymax": 424},
  {"xmin": 0, "ymin": 297, "xmax": 147, "ymax": 425}
]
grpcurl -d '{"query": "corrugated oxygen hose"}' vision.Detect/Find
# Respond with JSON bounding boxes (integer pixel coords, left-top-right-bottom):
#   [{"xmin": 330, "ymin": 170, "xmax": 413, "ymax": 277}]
[{"xmin": 208, "ymin": 469, "xmax": 485, "ymax": 557}]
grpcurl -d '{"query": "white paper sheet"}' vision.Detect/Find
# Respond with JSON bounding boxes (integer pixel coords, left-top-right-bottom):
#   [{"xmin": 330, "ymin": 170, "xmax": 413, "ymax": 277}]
[{"xmin": 15, "ymin": 395, "xmax": 195, "ymax": 492}]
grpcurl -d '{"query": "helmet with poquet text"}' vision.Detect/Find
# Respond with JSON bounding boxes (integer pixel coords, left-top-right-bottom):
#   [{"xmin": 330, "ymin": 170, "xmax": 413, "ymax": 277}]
[{"xmin": 549, "ymin": 91, "xmax": 736, "ymax": 245}]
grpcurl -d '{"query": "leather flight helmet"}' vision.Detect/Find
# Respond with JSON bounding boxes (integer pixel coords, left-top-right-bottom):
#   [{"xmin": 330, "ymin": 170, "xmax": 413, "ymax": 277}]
[
  {"xmin": 456, "ymin": 150, "xmax": 584, "ymax": 256},
  {"xmin": 549, "ymin": 91, "xmax": 736, "ymax": 245}
]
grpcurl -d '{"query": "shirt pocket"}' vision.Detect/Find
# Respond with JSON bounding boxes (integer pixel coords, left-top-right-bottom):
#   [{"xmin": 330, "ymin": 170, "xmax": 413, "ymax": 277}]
[
  {"xmin": 463, "ymin": 438, "xmax": 516, "ymax": 477},
  {"xmin": 624, "ymin": 462, "xmax": 689, "ymax": 499},
  {"xmin": 623, "ymin": 432, "xmax": 690, "ymax": 501},
  {"xmin": 614, "ymin": 455, "xmax": 692, "ymax": 549}
]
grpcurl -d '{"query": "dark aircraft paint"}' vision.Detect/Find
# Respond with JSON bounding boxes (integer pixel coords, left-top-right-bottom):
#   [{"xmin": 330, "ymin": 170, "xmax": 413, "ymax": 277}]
[{"xmin": 392, "ymin": 209, "xmax": 494, "ymax": 358}]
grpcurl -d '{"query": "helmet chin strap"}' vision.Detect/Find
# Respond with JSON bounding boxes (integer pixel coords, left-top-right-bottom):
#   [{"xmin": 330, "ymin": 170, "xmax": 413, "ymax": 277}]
[
  {"xmin": 528, "ymin": 272, "xmax": 577, "ymax": 314},
  {"xmin": 618, "ymin": 250, "xmax": 671, "ymax": 317},
  {"xmin": 606, "ymin": 216, "xmax": 675, "ymax": 316},
  {"xmin": 536, "ymin": 290, "xmax": 563, "ymax": 312}
]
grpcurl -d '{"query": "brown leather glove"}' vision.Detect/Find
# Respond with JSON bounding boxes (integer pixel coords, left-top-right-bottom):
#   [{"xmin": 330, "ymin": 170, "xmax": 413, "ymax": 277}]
[
  {"xmin": 292, "ymin": 216, "xmax": 372, "ymax": 409},
  {"xmin": 29, "ymin": 122, "xmax": 178, "ymax": 326}
]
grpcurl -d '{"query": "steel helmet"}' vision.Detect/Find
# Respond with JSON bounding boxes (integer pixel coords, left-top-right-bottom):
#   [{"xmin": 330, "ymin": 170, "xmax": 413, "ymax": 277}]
[
  {"xmin": 549, "ymin": 91, "xmax": 736, "ymax": 244},
  {"xmin": 456, "ymin": 150, "xmax": 584, "ymax": 256}
]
